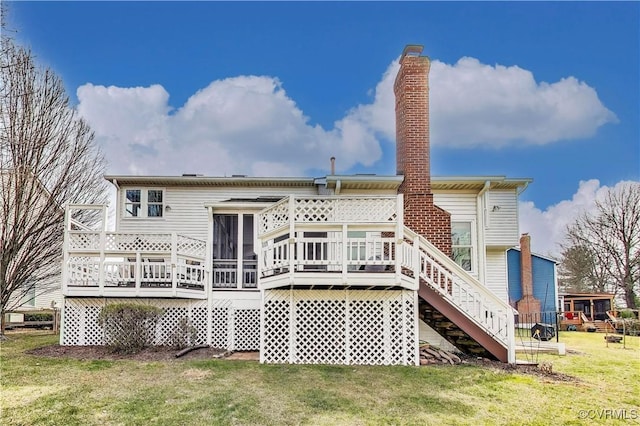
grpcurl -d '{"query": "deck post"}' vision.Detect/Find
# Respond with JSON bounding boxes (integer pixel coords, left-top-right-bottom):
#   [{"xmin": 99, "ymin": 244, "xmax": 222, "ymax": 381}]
[
  {"xmin": 62, "ymin": 205, "xmax": 70, "ymax": 295},
  {"xmin": 135, "ymin": 252, "xmax": 141, "ymax": 296},
  {"xmin": 395, "ymin": 195, "xmax": 404, "ymax": 285},
  {"xmin": 413, "ymin": 234, "xmax": 420, "ymax": 290},
  {"xmin": 171, "ymin": 233, "xmax": 178, "ymax": 296},
  {"xmin": 342, "ymin": 224, "xmax": 348, "ymax": 283},
  {"xmin": 237, "ymin": 218, "xmax": 244, "ymax": 290},
  {"xmin": 59, "ymin": 300, "xmax": 66, "ymax": 345},
  {"xmin": 507, "ymin": 308, "xmax": 516, "ymax": 364},
  {"xmin": 412, "ymin": 290, "xmax": 420, "ymax": 366},
  {"xmin": 289, "ymin": 288, "xmax": 295, "ymax": 363},
  {"xmin": 206, "ymin": 207, "xmax": 214, "ymax": 346},
  {"xmin": 288, "ymin": 196, "xmax": 295, "ymax": 283},
  {"xmin": 98, "ymin": 229, "xmax": 106, "ymax": 296}
]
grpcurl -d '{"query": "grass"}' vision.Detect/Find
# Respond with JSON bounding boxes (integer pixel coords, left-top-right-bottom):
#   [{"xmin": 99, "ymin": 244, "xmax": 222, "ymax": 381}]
[{"xmin": 1, "ymin": 331, "xmax": 639, "ymax": 425}]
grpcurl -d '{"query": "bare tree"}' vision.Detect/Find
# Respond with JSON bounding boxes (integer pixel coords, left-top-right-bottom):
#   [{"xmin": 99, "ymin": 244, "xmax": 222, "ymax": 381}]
[
  {"xmin": 1, "ymin": 16, "xmax": 108, "ymax": 332},
  {"xmin": 562, "ymin": 182, "xmax": 640, "ymax": 308},
  {"xmin": 558, "ymin": 244, "xmax": 611, "ymax": 293}
]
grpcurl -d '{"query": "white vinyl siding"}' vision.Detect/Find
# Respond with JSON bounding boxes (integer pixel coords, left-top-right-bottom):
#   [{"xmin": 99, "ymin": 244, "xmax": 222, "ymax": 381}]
[
  {"xmin": 433, "ymin": 192, "xmax": 477, "ymax": 217},
  {"xmin": 7, "ymin": 279, "xmax": 62, "ymax": 310},
  {"xmin": 434, "ymin": 192, "xmax": 478, "ymax": 278},
  {"xmin": 117, "ymin": 186, "xmax": 318, "ymax": 240},
  {"xmin": 485, "ymin": 190, "xmax": 519, "ymax": 247},
  {"xmin": 35, "ymin": 286, "xmax": 63, "ymax": 309},
  {"xmin": 485, "ymin": 250, "xmax": 508, "ymax": 303}
]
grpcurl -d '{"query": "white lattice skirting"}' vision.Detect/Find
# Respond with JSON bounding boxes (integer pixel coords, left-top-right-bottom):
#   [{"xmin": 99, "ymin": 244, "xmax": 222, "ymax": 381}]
[
  {"xmin": 261, "ymin": 289, "xmax": 418, "ymax": 366},
  {"xmin": 61, "ymin": 298, "xmax": 260, "ymax": 351}
]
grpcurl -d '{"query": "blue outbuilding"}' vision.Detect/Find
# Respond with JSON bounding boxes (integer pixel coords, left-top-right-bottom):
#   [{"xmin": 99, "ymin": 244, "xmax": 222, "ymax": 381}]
[{"xmin": 507, "ymin": 234, "xmax": 559, "ymax": 318}]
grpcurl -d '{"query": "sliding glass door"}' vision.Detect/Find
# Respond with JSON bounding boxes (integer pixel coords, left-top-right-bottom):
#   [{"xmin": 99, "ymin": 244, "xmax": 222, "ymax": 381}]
[{"xmin": 212, "ymin": 213, "xmax": 256, "ymax": 289}]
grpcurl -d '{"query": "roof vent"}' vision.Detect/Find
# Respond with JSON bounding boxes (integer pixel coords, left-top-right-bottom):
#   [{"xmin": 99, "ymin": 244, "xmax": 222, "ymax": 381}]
[
  {"xmin": 182, "ymin": 173, "xmax": 203, "ymax": 177},
  {"xmin": 231, "ymin": 174, "xmax": 247, "ymax": 178}
]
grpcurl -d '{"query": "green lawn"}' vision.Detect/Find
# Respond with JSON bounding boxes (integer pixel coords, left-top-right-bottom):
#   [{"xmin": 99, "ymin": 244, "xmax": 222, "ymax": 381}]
[{"xmin": 1, "ymin": 331, "xmax": 639, "ymax": 425}]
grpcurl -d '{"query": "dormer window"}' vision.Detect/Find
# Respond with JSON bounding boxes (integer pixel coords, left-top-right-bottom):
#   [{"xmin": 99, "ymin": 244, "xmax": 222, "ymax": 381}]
[{"xmin": 124, "ymin": 188, "xmax": 164, "ymax": 218}]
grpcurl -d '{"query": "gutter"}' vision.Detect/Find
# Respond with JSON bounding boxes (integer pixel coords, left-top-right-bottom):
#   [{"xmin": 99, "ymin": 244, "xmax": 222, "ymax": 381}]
[{"xmin": 517, "ymin": 181, "xmax": 530, "ymax": 196}]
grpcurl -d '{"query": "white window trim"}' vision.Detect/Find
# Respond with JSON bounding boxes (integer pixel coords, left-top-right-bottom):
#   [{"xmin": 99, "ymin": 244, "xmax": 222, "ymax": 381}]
[
  {"xmin": 121, "ymin": 187, "xmax": 166, "ymax": 219},
  {"xmin": 211, "ymin": 210, "xmax": 258, "ymax": 291},
  {"xmin": 451, "ymin": 220, "xmax": 476, "ymax": 274}
]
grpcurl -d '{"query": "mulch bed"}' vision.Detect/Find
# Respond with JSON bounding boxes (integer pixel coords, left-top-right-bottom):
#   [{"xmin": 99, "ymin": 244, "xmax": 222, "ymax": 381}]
[
  {"xmin": 22, "ymin": 339, "xmax": 578, "ymax": 383},
  {"xmin": 26, "ymin": 344, "xmax": 229, "ymax": 362},
  {"xmin": 465, "ymin": 356, "xmax": 579, "ymax": 383}
]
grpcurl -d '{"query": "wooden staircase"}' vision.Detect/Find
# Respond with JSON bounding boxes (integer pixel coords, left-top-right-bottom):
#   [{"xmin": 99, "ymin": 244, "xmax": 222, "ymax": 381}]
[
  {"xmin": 594, "ymin": 321, "xmax": 617, "ymax": 333},
  {"xmin": 419, "ymin": 299, "xmax": 495, "ymax": 359},
  {"xmin": 403, "ymin": 227, "xmax": 515, "ymax": 363}
]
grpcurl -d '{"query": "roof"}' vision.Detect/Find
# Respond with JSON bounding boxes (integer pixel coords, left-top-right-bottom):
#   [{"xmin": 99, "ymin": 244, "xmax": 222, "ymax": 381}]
[
  {"xmin": 508, "ymin": 247, "xmax": 559, "ymax": 264},
  {"xmin": 325, "ymin": 175, "xmax": 404, "ymax": 191},
  {"xmin": 431, "ymin": 176, "xmax": 533, "ymax": 191},
  {"xmin": 105, "ymin": 175, "xmax": 317, "ymax": 188},
  {"xmin": 105, "ymin": 173, "xmax": 532, "ymax": 192},
  {"xmin": 560, "ymin": 292, "xmax": 616, "ymax": 298}
]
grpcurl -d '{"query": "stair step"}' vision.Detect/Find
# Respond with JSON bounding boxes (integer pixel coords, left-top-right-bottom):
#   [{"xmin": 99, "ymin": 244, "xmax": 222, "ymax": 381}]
[
  {"xmin": 420, "ymin": 298, "xmax": 499, "ymax": 361},
  {"xmin": 435, "ymin": 321, "xmax": 454, "ymax": 329}
]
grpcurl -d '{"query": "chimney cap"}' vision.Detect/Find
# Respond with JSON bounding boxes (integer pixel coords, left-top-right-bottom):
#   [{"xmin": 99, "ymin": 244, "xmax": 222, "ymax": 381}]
[{"xmin": 401, "ymin": 45, "xmax": 424, "ymax": 59}]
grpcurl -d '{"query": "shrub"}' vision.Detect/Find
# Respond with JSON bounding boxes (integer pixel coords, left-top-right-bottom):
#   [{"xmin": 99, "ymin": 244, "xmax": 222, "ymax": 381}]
[
  {"xmin": 619, "ymin": 309, "xmax": 638, "ymax": 319},
  {"xmin": 97, "ymin": 303, "xmax": 163, "ymax": 353},
  {"xmin": 24, "ymin": 313, "xmax": 53, "ymax": 322},
  {"xmin": 169, "ymin": 317, "xmax": 199, "ymax": 349}
]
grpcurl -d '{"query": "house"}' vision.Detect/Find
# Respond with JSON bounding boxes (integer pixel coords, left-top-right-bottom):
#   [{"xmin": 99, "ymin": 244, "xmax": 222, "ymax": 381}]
[
  {"xmin": 558, "ymin": 292, "xmax": 617, "ymax": 332},
  {"xmin": 1, "ymin": 169, "xmax": 64, "ymax": 313},
  {"xmin": 60, "ymin": 45, "xmax": 531, "ymax": 365},
  {"xmin": 507, "ymin": 234, "xmax": 559, "ymax": 326}
]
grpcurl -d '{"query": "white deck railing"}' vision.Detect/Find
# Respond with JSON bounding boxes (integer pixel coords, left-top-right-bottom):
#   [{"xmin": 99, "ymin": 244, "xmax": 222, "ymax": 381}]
[
  {"xmin": 258, "ymin": 196, "xmax": 399, "ymax": 237},
  {"xmin": 64, "ymin": 230, "xmax": 207, "ymax": 297},
  {"xmin": 67, "ymin": 231, "xmax": 206, "ymax": 258},
  {"xmin": 212, "ymin": 260, "xmax": 257, "ymax": 289},
  {"xmin": 402, "ymin": 227, "xmax": 515, "ymax": 363},
  {"xmin": 260, "ymin": 232, "xmax": 396, "ymax": 276}
]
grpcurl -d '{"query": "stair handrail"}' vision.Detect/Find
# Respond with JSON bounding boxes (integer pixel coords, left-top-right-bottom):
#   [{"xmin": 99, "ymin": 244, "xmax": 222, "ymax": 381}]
[
  {"xmin": 403, "ymin": 226, "xmax": 515, "ymax": 349},
  {"xmin": 580, "ymin": 311, "xmax": 591, "ymax": 324}
]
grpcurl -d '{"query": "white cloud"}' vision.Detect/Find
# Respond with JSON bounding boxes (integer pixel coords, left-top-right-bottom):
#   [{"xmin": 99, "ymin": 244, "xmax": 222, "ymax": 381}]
[
  {"xmin": 78, "ymin": 76, "xmax": 379, "ymax": 177},
  {"xmin": 76, "ymin": 55, "xmax": 616, "ymax": 178},
  {"xmin": 518, "ymin": 180, "xmax": 636, "ymax": 257},
  {"xmin": 430, "ymin": 58, "xmax": 618, "ymax": 147}
]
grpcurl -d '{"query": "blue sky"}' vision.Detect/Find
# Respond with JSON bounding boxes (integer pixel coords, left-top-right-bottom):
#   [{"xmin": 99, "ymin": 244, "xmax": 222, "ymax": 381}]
[{"xmin": 7, "ymin": 1, "xmax": 640, "ymax": 255}]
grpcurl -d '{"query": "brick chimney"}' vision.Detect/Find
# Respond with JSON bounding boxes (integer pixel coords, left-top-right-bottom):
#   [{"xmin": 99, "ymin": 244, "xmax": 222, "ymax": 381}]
[
  {"xmin": 394, "ymin": 45, "xmax": 451, "ymax": 255},
  {"xmin": 516, "ymin": 233, "xmax": 541, "ymax": 321}
]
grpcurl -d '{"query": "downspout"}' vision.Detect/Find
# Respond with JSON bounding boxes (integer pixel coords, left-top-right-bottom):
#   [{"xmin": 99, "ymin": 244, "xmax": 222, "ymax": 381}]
[
  {"xmin": 335, "ymin": 179, "xmax": 341, "ymax": 195},
  {"xmin": 476, "ymin": 181, "xmax": 491, "ymax": 285},
  {"xmin": 111, "ymin": 178, "xmax": 120, "ymax": 230}
]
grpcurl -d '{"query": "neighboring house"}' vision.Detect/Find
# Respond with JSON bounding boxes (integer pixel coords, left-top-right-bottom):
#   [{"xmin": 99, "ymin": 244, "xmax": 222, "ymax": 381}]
[
  {"xmin": 507, "ymin": 234, "xmax": 559, "ymax": 326},
  {"xmin": 1, "ymin": 169, "xmax": 63, "ymax": 312},
  {"xmin": 559, "ymin": 292, "xmax": 617, "ymax": 333},
  {"xmin": 60, "ymin": 45, "xmax": 531, "ymax": 365}
]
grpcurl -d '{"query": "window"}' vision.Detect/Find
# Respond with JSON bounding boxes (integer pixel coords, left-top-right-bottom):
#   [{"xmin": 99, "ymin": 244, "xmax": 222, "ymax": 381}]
[
  {"xmin": 125, "ymin": 190, "xmax": 141, "ymax": 217},
  {"xmin": 451, "ymin": 222, "xmax": 473, "ymax": 272},
  {"xmin": 147, "ymin": 190, "xmax": 163, "ymax": 217},
  {"xmin": 25, "ymin": 286, "xmax": 35, "ymax": 306},
  {"xmin": 123, "ymin": 188, "xmax": 164, "ymax": 218}
]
